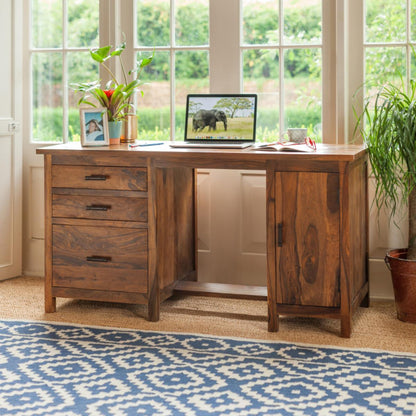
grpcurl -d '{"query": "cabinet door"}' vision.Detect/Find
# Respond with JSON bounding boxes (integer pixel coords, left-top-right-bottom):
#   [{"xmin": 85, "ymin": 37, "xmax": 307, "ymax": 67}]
[{"xmin": 275, "ymin": 171, "xmax": 340, "ymax": 307}]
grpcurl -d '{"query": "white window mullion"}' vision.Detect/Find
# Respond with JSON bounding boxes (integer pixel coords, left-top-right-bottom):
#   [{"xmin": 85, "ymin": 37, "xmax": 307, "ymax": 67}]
[
  {"xmin": 347, "ymin": 0, "xmax": 364, "ymax": 143},
  {"xmin": 99, "ymin": 0, "xmax": 116, "ymax": 85},
  {"xmin": 170, "ymin": 0, "xmax": 176, "ymax": 140},
  {"xmin": 119, "ymin": 0, "xmax": 135, "ymax": 84},
  {"xmin": 322, "ymin": 0, "xmax": 337, "ymax": 143},
  {"xmin": 62, "ymin": 0, "xmax": 68, "ymax": 143},
  {"xmin": 210, "ymin": 0, "xmax": 240, "ymax": 93},
  {"xmin": 407, "ymin": 0, "xmax": 411, "ymax": 88},
  {"xmin": 279, "ymin": 0, "xmax": 284, "ymax": 140}
]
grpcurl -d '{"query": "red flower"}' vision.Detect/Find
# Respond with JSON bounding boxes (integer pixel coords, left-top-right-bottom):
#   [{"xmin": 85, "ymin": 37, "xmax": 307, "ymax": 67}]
[{"xmin": 103, "ymin": 89, "xmax": 114, "ymax": 100}]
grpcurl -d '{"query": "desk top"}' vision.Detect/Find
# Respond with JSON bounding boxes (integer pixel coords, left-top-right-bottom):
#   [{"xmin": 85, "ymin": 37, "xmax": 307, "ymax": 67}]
[{"xmin": 37, "ymin": 142, "xmax": 367, "ymax": 170}]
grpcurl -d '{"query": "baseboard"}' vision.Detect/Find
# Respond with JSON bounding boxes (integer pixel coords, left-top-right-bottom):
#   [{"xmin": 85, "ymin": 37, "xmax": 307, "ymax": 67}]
[
  {"xmin": 22, "ymin": 269, "xmax": 44, "ymax": 277},
  {"xmin": 369, "ymin": 258, "xmax": 394, "ymax": 300}
]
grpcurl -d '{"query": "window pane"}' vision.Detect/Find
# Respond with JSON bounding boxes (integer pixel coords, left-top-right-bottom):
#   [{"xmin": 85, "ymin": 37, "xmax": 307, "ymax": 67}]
[
  {"xmin": 365, "ymin": 0, "xmax": 406, "ymax": 43},
  {"xmin": 243, "ymin": 49, "xmax": 279, "ymax": 142},
  {"xmin": 242, "ymin": 0, "xmax": 278, "ymax": 45},
  {"xmin": 175, "ymin": 0, "xmax": 209, "ymax": 46},
  {"xmin": 136, "ymin": 51, "xmax": 171, "ymax": 140},
  {"xmin": 412, "ymin": 0, "xmax": 416, "ymax": 41},
  {"xmin": 68, "ymin": 52, "xmax": 99, "ymax": 142},
  {"xmin": 365, "ymin": 47, "xmax": 406, "ymax": 84},
  {"xmin": 136, "ymin": 0, "xmax": 170, "ymax": 47},
  {"xmin": 283, "ymin": 0, "xmax": 321, "ymax": 45},
  {"xmin": 412, "ymin": 48, "xmax": 416, "ymax": 79},
  {"xmin": 175, "ymin": 51, "xmax": 209, "ymax": 138},
  {"xmin": 284, "ymin": 48, "xmax": 322, "ymax": 141},
  {"xmin": 67, "ymin": 0, "xmax": 99, "ymax": 48},
  {"xmin": 32, "ymin": 53, "xmax": 63, "ymax": 142},
  {"xmin": 31, "ymin": 0, "xmax": 62, "ymax": 48}
]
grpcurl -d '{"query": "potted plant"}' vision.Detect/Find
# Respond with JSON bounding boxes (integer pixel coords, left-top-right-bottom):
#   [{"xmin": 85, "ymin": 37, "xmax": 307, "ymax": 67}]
[
  {"xmin": 73, "ymin": 41, "xmax": 153, "ymax": 144},
  {"xmin": 354, "ymin": 76, "xmax": 416, "ymax": 323}
]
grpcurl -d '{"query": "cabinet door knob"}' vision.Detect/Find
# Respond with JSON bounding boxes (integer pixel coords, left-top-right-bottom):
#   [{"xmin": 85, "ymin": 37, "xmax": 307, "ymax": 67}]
[
  {"xmin": 277, "ymin": 223, "xmax": 283, "ymax": 247},
  {"xmin": 86, "ymin": 256, "xmax": 112, "ymax": 263},
  {"xmin": 86, "ymin": 205, "xmax": 111, "ymax": 211},
  {"xmin": 84, "ymin": 174, "xmax": 108, "ymax": 181}
]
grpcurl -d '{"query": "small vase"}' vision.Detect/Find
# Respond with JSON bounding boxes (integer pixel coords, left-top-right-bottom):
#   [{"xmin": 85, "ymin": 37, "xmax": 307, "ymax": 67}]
[
  {"xmin": 108, "ymin": 120, "xmax": 122, "ymax": 145},
  {"xmin": 121, "ymin": 115, "xmax": 138, "ymax": 144}
]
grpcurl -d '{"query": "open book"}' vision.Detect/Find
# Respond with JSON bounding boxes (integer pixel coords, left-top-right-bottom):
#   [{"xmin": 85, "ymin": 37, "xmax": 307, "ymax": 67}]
[{"xmin": 254, "ymin": 141, "xmax": 317, "ymax": 153}]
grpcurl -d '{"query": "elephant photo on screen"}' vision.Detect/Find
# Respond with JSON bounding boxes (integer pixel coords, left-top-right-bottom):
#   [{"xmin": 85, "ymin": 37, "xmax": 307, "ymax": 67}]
[{"xmin": 192, "ymin": 109, "xmax": 228, "ymax": 132}]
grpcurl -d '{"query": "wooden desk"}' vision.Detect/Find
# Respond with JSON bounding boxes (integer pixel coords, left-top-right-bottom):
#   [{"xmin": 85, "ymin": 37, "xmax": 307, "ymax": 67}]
[{"xmin": 37, "ymin": 142, "xmax": 368, "ymax": 337}]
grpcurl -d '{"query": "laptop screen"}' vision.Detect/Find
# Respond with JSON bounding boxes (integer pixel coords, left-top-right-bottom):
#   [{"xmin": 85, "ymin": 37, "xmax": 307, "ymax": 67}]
[{"xmin": 184, "ymin": 94, "xmax": 257, "ymax": 143}]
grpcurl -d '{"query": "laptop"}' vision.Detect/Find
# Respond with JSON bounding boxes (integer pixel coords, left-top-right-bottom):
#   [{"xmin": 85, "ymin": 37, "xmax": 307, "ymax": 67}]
[{"xmin": 170, "ymin": 93, "xmax": 257, "ymax": 149}]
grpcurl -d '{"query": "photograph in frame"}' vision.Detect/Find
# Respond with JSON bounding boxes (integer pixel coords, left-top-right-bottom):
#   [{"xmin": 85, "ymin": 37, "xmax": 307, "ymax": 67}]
[{"xmin": 80, "ymin": 108, "xmax": 109, "ymax": 146}]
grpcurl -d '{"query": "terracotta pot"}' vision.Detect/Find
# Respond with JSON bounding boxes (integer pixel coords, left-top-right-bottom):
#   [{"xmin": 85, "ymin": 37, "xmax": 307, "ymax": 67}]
[{"xmin": 385, "ymin": 248, "xmax": 416, "ymax": 323}]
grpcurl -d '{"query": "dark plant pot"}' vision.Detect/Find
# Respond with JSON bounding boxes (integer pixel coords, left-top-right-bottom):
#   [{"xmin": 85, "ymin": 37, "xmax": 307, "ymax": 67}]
[{"xmin": 385, "ymin": 248, "xmax": 416, "ymax": 323}]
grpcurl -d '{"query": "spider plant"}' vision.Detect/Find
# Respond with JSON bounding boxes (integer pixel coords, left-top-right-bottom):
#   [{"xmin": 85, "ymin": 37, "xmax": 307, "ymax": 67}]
[{"xmin": 354, "ymin": 77, "xmax": 416, "ymax": 259}]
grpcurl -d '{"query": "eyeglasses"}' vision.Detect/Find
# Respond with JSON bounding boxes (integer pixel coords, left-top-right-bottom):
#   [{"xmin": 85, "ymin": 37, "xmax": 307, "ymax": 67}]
[{"xmin": 305, "ymin": 137, "xmax": 317, "ymax": 150}]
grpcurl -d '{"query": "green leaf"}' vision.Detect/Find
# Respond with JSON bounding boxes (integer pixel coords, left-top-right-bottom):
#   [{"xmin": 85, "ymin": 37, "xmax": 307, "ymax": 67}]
[
  {"xmin": 139, "ymin": 55, "xmax": 153, "ymax": 68},
  {"xmin": 110, "ymin": 42, "xmax": 126, "ymax": 57},
  {"xmin": 90, "ymin": 45, "xmax": 111, "ymax": 63}
]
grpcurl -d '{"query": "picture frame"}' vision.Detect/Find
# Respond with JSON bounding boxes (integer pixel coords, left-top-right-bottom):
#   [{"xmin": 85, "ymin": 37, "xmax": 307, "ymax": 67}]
[{"xmin": 80, "ymin": 108, "xmax": 109, "ymax": 146}]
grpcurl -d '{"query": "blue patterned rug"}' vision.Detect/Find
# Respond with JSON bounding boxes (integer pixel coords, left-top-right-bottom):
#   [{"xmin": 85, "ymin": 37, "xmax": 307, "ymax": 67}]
[{"xmin": 0, "ymin": 320, "xmax": 415, "ymax": 416}]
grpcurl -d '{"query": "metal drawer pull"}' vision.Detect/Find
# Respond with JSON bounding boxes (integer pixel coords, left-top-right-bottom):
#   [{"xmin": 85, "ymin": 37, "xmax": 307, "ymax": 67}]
[
  {"xmin": 277, "ymin": 223, "xmax": 283, "ymax": 247},
  {"xmin": 86, "ymin": 205, "xmax": 111, "ymax": 211},
  {"xmin": 86, "ymin": 256, "xmax": 112, "ymax": 263},
  {"xmin": 84, "ymin": 174, "xmax": 108, "ymax": 181}
]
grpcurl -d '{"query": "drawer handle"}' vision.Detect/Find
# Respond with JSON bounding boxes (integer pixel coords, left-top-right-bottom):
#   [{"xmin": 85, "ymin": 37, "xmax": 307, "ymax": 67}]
[
  {"xmin": 84, "ymin": 174, "xmax": 108, "ymax": 181},
  {"xmin": 86, "ymin": 256, "xmax": 112, "ymax": 263},
  {"xmin": 277, "ymin": 223, "xmax": 283, "ymax": 247},
  {"xmin": 86, "ymin": 205, "xmax": 111, "ymax": 211}
]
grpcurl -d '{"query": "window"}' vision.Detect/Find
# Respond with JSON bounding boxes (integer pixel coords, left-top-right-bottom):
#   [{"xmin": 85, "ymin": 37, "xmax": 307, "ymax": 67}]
[
  {"xmin": 365, "ymin": 0, "xmax": 416, "ymax": 85},
  {"xmin": 30, "ymin": 0, "xmax": 99, "ymax": 142},
  {"xmin": 28, "ymin": 1, "xmax": 377, "ymax": 145},
  {"xmin": 242, "ymin": 0, "xmax": 323, "ymax": 141},
  {"xmin": 135, "ymin": 0, "xmax": 325, "ymax": 142},
  {"xmin": 134, "ymin": 0, "xmax": 209, "ymax": 141}
]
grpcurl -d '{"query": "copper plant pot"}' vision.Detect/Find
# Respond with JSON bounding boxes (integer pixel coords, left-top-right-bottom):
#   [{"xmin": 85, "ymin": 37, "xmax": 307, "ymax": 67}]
[
  {"xmin": 385, "ymin": 248, "xmax": 416, "ymax": 323},
  {"xmin": 120, "ymin": 115, "xmax": 137, "ymax": 143}
]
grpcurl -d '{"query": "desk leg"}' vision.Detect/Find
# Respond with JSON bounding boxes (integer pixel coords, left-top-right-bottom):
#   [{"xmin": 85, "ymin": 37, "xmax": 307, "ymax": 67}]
[
  {"xmin": 340, "ymin": 315, "xmax": 352, "ymax": 338},
  {"xmin": 44, "ymin": 154, "xmax": 55, "ymax": 314},
  {"xmin": 266, "ymin": 167, "xmax": 278, "ymax": 332},
  {"xmin": 44, "ymin": 271, "xmax": 56, "ymax": 313},
  {"xmin": 268, "ymin": 302, "xmax": 279, "ymax": 332},
  {"xmin": 360, "ymin": 292, "xmax": 370, "ymax": 308},
  {"xmin": 45, "ymin": 290, "xmax": 56, "ymax": 313},
  {"xmin": 147, "ymin": 159, "xmax": 160, "ymax": 322},
  {"xmin": 147, "ymin": 292, "xmax": 160, "ymax": 322}
]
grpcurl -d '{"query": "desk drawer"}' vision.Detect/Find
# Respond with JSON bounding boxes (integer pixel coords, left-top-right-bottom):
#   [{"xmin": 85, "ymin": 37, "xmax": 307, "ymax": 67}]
[
  {"xmin": 52, "ymin": 165, "xmax": 147, "ymax": 191},
  {"xmin": 52, "ymin": 194, "xmax": 147, "ymax": 222},
  {"xmin": 52, "ymin": 224, "xmax": 148, "ymax": 293}
]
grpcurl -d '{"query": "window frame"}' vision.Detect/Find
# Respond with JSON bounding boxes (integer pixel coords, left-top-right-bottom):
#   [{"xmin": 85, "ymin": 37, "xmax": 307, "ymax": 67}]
[
  {"xmin": 28, "ymin": 0, "xmax": 101, "ymax": 144},
  {"xmin": 123, "ymin": 0, "xmax": 340, "ymax": 143},
  {"xmin": 25, "ymin": 0, "xmax": 373, "ymax": 145}
]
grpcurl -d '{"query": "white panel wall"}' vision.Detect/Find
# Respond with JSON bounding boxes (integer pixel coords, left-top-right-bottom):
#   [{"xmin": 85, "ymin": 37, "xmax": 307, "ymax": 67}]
[
  {"xmin": 0, "ymin": 135, "xmax": 13, "ymax": 266},
  {"xmin": 197, "ymin": 170, "xmax": 266, "ymax": 286},
  {"xmin": 23, "ymin": 159, "xmax": 45, "ymax": 276},
  {"xmin": 368, "ymin": 176, "xmax": 406, "ymax": 299},
  {"xmin": 241, "ymin": 173, "xmax": 266, "ymax": 254},
  {"xmin": 197, "ymin": 171, "xmax": 212, "ymax": 252},
  {"xmin": 0, "ymin": 0, "xmax": 22, "ymax": 280}
]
